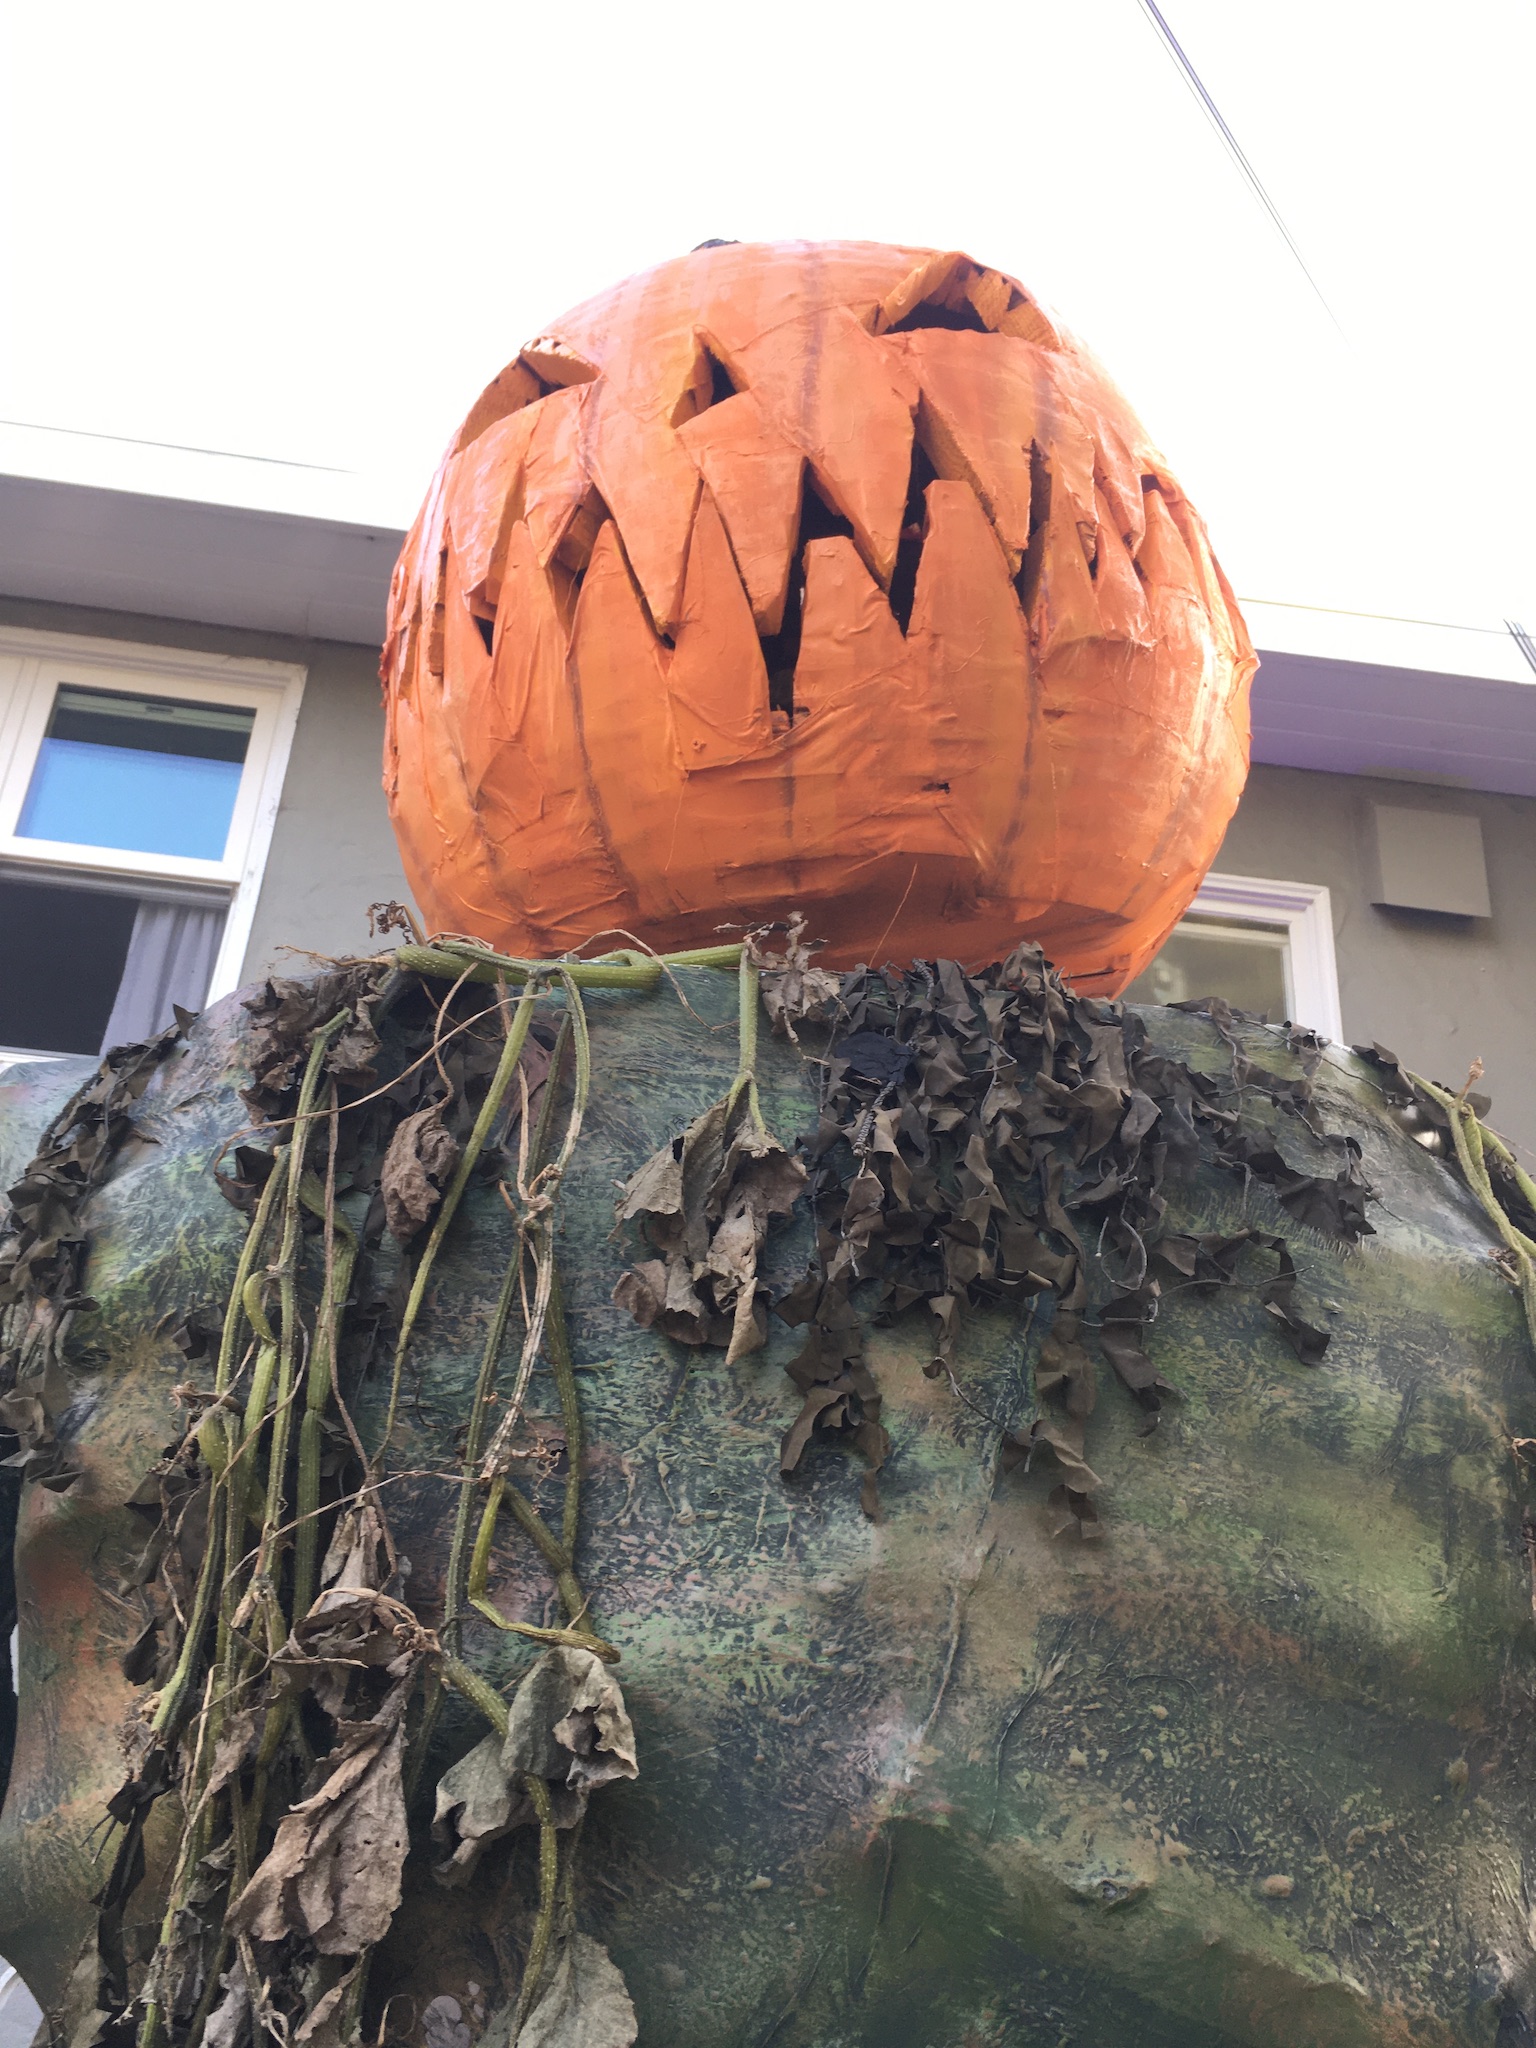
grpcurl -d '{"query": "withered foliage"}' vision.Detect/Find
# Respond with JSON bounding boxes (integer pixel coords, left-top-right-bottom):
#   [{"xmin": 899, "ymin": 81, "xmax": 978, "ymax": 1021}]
[
  {"xmin": 1357, "ymin": 1042, "xmax": 1536, "ymax": 1234},
  {"xmin": 615, "ymin": 943, "xmax": 1374, "ymax": 1529},
  {"xmin": 0, "ymin": 958, "xmax": 604, "ymax": 2048},
  {"xmin": 612, "ymin": 1087, "xmax": 805, "ymax": 1364},
  {"xmin": 0, "ymin": 1025, "xmax": 184, "ymax": 1488},
  {"xmin": 434, "ymin": 1648, "xmax": 638, "ymax": 1883}
]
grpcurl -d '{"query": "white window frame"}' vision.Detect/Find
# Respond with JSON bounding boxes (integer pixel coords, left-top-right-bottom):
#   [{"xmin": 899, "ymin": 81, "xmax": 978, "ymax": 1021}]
[
  {"xmin": 1179, "ymin": 871, "xmax": 1342, "ymax": 1042},
  {"xmin": 0, "ymin": 625, "xmax": 305, "ymax": 1007}
]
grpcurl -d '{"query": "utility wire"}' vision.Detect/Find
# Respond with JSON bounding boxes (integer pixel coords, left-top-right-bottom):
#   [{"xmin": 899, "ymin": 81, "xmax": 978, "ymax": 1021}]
[
  {"xmin": 1135, "ymin": 0, "xmax": 1345, "ymax": 337},
  {"xmin": 1506, "ymin": 621, "xmax": 1536, "ymax": 678},
  {"xmin": 0, "ymin": 416, "xmax": 353, "ymax": 474}
]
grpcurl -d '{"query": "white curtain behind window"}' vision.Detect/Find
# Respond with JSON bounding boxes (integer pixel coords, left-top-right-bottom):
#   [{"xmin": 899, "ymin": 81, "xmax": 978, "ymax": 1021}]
[{"xmin": 101, "ymin": 900, "xmax": 225, "ymax": 1051}]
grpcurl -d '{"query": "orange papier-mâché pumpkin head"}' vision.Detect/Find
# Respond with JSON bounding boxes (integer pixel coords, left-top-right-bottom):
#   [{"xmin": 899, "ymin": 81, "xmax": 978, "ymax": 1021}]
[{"xmin": 382, "ymin": 239, "xmax": 1255, "ymax": 990}]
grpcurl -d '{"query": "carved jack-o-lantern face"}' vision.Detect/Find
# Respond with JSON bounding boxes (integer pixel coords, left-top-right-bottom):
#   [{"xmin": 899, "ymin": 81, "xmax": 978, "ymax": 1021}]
[{"xmin": 382, "ymin": 240, "xmax": 1254, "ymax": 987}]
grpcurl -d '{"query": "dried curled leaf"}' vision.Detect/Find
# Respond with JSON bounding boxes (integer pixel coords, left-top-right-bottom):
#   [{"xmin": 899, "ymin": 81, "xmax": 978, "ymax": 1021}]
[
  {"xmin": 0, "ymin": 1020, "xmax": 182, "ymax": 1495},
  {"xmin": 433, "ymin": 1732, "xmax": 521, "ymax": 1885},
  {"xmin": 231, "ymin": 1591, "xmax": 431, "ymax": 1953},
  {"xmin": 381, "ymin": 1101, "xmax": 461, "ymax": 1240},
  {"xmin": 433, "ymin": 1648, "xmax": 637, "ymax": 1884},
  {"xmin": 229, "ymin": 1699, "xmax": 409, "ymax": 1954},
  {"xmin": 202, "ymin": 1960, "xmax": 251, "ymax": 2048},
  {"xmin": 517, "ymin": 1935, "xmax": 637, "ymax": 2048},
  {"xmin": 768, "ymin": 942, "xmax": 1365, "ymax": 1522},
  {"xmin": 746, "ymin": 912, "xmax": 842, "ymax": 1042},
  {"xmin": 612, "ymin": 1087, "xmax": 805, "ymax": 1365},
  {"xmin": 274, "ymin": 1585, "xmax": 427, "ymax": 1720}
]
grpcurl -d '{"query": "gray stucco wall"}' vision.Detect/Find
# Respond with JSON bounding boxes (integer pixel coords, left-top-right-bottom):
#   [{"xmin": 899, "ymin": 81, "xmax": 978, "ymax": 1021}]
[
  {"xmin": 0, "ymin": 596, "xmax": 410, "ymax": 981},
  {"xmin": 1217, "ymin": 763, "xmax": 1536, "ymax": 1156}
]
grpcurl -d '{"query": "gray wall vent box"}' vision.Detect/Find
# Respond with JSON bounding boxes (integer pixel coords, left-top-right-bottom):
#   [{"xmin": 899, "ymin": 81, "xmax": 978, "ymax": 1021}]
[{"xmin": 1368, "ymin": 803, "xmax": 1491, "ymax": 917}]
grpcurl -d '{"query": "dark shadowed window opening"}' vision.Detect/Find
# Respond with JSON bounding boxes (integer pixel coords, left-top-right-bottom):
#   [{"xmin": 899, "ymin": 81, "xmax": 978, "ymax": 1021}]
[
  {"xmin": 0, "ymin": 873, "xmax": 228, "ymax": 1057},
  {"xmin": 0, "ymin": 876, "xmax": 138, "ymax": 1054}
]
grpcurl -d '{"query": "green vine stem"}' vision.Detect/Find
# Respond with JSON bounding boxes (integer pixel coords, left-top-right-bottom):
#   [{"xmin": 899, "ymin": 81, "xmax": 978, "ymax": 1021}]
[
  {"xmin": 514, "ymin": 1776, "xmax": 560, "ymax": 2034},
  {"xmin": 373, "ymin": 978, "xmax": 539, "ymax": 1471},
  {"xmin": 138, "ymin": 1163, "xmax": 293, "ymax": 1741},
  {"xmin": 441, "ymin": 1652, "xmax": 509, "ymax": 1735},
  {"xmin": 395, "ymin": 939, "xmax": 742, "ymax": 992},
  {"xmin": 214, "ymin": 1167, "xmax": 284, "ymax": 1396},
  {"xmin": 291, "ymin": 1174, "xmax": 359, "ymax": 1621},
  {"xmin": 257, "ymin": 1013, "xmax": 349, "ymax": 1580},
  {"xmin": 441, "ymin": 1013, "xmax": 572, "ymax": 1655},
  {"xmin": 466, "ymin": 975, "xmax": 618, "ymax": 1661},
  {"xmin": 125, "ymin": 947, "xmax": 767, "ymax": 2048},
  {"xmin": 549, "ymin": 1266, "xmax": 583, "ymax": 1564},
  {"xmin": 142, "ymin": 1021, "xmax": 348, "ymax": 2048},
  {"xmin": 441, "ymin": 1235, "xmax": 528, "ymax": 1655},
  {"xmin": 467, "ymin": 1473, "xmax": 618, "ymax": 1662},
  {"xmin": 1408, "ymin": 1071, "xmax": 1536, "ymax": 1352}
]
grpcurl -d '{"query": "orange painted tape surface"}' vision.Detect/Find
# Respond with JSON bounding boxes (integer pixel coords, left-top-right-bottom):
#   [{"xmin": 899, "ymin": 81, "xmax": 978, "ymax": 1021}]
[{"xmin": 382, "ymin": 240, "xmax": 1255, "ymax": 991}]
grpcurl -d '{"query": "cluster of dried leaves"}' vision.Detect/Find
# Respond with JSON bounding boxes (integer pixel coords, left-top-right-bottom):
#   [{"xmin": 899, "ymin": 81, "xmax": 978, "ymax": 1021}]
[
  {"xmin": 0, "ymin": 959, "xmax": 638, "ymax": 2048},
  {"xmin": 0, "ymin": 1027, "xmax": 184, "ymax": 1490},
  {"xmin": 615, "ymin": 927, "xmax": 1374, "ymax": 1531},
  {"xmin": 612, "ymin": 1086, "xmax": 805, "ymax": 1365}
]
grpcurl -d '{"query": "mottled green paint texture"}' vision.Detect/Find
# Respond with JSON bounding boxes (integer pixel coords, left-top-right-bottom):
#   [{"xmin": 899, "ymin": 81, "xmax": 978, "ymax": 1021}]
[{"xmin": 1, "ymin": 973, "xmax": 1534, "ymax": 2048}]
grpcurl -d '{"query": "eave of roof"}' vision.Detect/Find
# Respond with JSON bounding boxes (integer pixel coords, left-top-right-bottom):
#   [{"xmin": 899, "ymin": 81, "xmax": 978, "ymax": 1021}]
[
  {"xmin": 1, "ymin": 471, "xmax": 1533, "ymax": 800},
  {"xmin": 0, "ymin": 470, "xmax": 401, "ymax": 648}
]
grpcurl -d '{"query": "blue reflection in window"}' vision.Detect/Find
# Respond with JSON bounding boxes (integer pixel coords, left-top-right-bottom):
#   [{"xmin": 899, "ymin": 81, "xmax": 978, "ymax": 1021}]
[
  {"xmin": 15, "ymin": 685, "xmax": 253, "ymax": 861},
  {"xmin": 18, "ymin": 741, "xmax": 244, "ymax": 859}
]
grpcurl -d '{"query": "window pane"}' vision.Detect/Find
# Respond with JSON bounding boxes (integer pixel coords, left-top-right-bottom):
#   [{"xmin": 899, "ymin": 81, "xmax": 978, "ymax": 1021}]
[
  {"xmin": 1123, "ymin": 920, "xmax": 1291, "ymax": 1020},
  {"xmin": 15, "ymin": 686, "xmax": 253, "ymax": 861},
  {"xmin": 0, "ymin": 877, "xmax": 137, "ymax": 1055}
]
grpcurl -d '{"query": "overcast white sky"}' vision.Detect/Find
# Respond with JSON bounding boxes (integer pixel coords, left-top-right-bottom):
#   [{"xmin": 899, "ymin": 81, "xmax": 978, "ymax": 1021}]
[{"xmin": 3, "ymin": 0, "xmax": 1533, "ymax": 654}]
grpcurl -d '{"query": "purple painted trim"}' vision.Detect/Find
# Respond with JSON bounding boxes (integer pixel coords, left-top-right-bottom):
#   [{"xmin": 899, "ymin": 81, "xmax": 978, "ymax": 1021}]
[{"xmin": 1250, "ymin": 649, "xmax": 1536, "ymax": 799}]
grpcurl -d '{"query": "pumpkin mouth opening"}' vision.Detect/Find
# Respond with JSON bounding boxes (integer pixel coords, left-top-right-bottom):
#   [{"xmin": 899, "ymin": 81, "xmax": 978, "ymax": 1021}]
[
  {"xmin": 1015, "ymin": 443, "xmax": 1052, "ymax": 617},
  {"xmin": 756, "ymin": 435, "xmax": 942, "ymax": 718},
  {"xmin": 889, "ymin": 439, "xmax": 939, "ymax": 634},
  {"xmin": 757, "ymin": 476, "xmax": 856, "ymax": 720}
]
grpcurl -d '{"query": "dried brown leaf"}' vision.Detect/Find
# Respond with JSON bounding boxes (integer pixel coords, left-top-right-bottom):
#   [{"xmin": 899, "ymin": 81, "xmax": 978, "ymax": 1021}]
[
  {"xmin": 613, "ymin": 1087, "xmax": 804, "ymax": 1363},
  {"xmin": 517, "ymin": 1935, "xmax": 637, "ymax": 2048},
  {"xmin": 435, "ymin": 1650, "xmax": 638, "ymax": 1885},
  {"xmin": 381, "ymin": 1102, "xmax": 461, "ymax": 1240},
  {"xmin": 747, "ymin": 913, "xmax": 842, "ymax": 1043},
  {"xmin": 433, "ymin": 1732, "xmax": 520, "ymax": 1885},
  {"xmin": 230, "ymin": 1701, "xmax": 409, "ymax": 1954},
  {"xmin": 505, "ymin": 1646, "xmax": 638, "ymax": 1798}
]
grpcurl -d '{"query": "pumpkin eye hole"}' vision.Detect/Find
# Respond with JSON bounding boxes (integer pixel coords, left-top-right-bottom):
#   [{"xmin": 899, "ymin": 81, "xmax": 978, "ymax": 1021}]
[
  {"xmin": 672, "ymin": 339, "xmax": 742, "ymax": 428},
  {"xmin": 884, "ymin": 295, "xmax": 990, "ymax": 337},
  {"xmin": 704, "ymin": 346, "xmax": 738, "ymax": 408}
]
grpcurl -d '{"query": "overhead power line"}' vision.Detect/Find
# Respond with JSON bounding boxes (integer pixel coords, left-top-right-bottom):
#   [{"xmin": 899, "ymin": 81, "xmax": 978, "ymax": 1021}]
[
  {"xmin": 1135, "ymin": 0, "xmax": 1345, "ymax": 336},
  {"xmin": 1506, "ymin": 621, "xmax": 1536, "ymax": 677},
  {"xmin": 0, "ymin": 416, "xmax": 353, "ymax": 474}
]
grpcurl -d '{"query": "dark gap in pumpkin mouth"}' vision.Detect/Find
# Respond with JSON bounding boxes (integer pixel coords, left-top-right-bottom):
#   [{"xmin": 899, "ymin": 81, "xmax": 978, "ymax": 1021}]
[
  {"xmin": 1014, "ymin": 443, "xmax": 1052, "ymax": 618},
  {"xmin": 885, "ymin": 296, "xmax": 991, "ymax": 336},
  {"xmin": 758, "ymin": 475, "xmax": 853, "ymax": 719},
  {"xmin": 473, "ymin": 615, "xmax": 494, "ymax": 656},
  {"xmin": 546, "ymin": 486, "xmax": 613, "ymax": 636},
  {"xmin": 889, "ymin": 439, "xmax": 938, "ymax": 635}
]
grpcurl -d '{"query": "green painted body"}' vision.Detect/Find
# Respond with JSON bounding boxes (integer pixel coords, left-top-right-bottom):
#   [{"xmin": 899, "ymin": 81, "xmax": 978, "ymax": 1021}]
[{"xmin": 2, "ymin": 972, "xmax": 1534, "ymax": 2047}]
